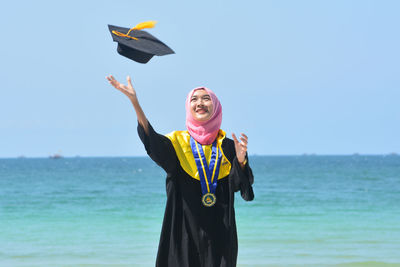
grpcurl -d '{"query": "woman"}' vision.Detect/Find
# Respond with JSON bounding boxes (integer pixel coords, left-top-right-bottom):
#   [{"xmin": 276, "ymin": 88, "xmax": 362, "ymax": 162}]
[{"xmin": 106, "ymin": 75, "xmax": 254, "ymax": 267}]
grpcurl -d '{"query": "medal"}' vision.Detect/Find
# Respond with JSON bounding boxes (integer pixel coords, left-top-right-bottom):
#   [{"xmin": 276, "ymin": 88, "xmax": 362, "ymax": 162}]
[
  {"xmin": 190, "ymin": 137, "xmax": 222, "ymax": 207},
  {"xmin": 202, "ymin": 193, "xmax": 217, "ymax": 207}
]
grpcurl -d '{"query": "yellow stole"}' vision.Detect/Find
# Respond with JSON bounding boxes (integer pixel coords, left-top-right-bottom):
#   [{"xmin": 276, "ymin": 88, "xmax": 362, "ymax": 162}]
[{"xmin": 165, "ymin": 130, "xmax": 231, "ymax": 180}]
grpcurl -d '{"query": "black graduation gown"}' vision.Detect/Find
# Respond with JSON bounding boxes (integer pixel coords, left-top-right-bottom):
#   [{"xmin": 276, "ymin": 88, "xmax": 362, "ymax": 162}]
[{"xmin": 138, "ymin": 122, "xmax": 254, "ymax": 267}]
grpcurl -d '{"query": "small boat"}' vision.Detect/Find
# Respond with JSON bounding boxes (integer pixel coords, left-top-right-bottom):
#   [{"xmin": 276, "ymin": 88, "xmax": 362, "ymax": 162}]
[{"xmin": 49, "ymin": 151, "xmax": 63, "ymax": 159}]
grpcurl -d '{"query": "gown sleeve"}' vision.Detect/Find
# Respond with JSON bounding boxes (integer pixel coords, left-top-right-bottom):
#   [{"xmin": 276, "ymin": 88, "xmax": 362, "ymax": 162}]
[
  {"xmin": 229, "ymin": 155, "xmax": 255, "ymax": 201},
  {"xmin": 137, "ymin": 121, "xmax": 178, "ymax": 174}
]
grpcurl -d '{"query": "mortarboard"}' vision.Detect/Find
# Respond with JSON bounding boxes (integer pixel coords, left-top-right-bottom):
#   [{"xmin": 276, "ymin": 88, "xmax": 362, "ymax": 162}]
[{"xmin": 108, "ymin": 21, "xmax": 175, "ymax": 64}]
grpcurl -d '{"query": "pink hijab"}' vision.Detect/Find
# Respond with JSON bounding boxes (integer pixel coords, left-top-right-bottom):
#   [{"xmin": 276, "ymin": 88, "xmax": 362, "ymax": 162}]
[{"xmin": 185, "ymin": 87, "xmax": 222, "ymax": 145}]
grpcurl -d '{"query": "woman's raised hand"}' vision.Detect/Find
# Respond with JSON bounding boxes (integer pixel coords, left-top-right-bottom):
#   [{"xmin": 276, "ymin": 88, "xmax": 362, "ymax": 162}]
[
  {"xmin": 232, "ymin": 133, "xmax": 248, "ymax": 168},
  {"xmin": 106, "ymin": 75, "xmax": 137, "ymax": 101},
  {"xmin": 106, "ymin": 74, "xmax": 149, "ymax": 134}
]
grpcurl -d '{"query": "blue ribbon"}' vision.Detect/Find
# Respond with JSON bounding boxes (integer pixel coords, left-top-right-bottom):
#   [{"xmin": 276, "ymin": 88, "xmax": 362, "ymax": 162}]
[{"xmin": 190, "ymin": 137, "xmax": 222, "ymax": 195}]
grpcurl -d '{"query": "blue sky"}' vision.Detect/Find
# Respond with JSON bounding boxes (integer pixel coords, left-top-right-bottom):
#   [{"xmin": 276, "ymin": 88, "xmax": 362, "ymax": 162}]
[{"xmin": 1, "ymin": 0, "xmax": 399, "ymax": 157}]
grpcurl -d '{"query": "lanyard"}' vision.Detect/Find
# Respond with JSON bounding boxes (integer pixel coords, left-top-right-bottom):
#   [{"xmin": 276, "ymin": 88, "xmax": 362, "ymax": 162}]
[{"xmin": 190, "ymin": 137, "xmax": 222, "ymax": 196}]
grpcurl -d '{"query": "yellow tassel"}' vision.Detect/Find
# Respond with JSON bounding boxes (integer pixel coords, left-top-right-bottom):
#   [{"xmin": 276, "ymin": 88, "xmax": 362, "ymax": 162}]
[
  {"xmin": 113, "ymin": 21, "xmax": 157, "ymax": 41},
  {"xmin": 133, "ymin": 21, "xmax": 157, "ymax": 30},
  {"xmin": 112, "ymin": 30, "xmax": 138, "ymax": 40}
]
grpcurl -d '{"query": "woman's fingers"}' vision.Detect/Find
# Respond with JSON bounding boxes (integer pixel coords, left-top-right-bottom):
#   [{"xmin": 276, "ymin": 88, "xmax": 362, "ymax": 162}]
[
  {"xmin": 106, "ymin": 75, "xmax": 114, "ymax": 82},
  {"xmin": 240, "ymin": 137, "xmax": 248, "ymax": 146},
  {"xmin": 232, "ymin": 133, "xmax": 239, "ymax": 144},
  {"xmin": 106, "ymin": 75, "xmax": 116, "ymax": 84},
  {"xmin": 233, "ymin": 133, "xmax": 248, "ymax": 144},
  {"xmin": 106, "ymin": 75, "xmax": 124, "ymax": 90},
  {"xmin": 127, "ymin": 75, "xmax": 133, "ymax": 87},
  {"xmin": 240, "ymin": 133, "xmax": 248, "ymax": 144},
  {"xmin": 106, "ymin": 75, "xmax": 137, "ymax": 100},
  {"xmin": 233, "ymin": 133, "xmax": 246, "ymax": 142},
  {"xmin": 233, "ymin": 133, "xmax": 247, "ymax": 151}
]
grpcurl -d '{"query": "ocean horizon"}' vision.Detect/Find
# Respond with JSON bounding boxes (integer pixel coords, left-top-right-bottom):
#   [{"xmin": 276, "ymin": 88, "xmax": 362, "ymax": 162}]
[{"xmin": 2, "ymin": 153, "xmax": 399, "ymax": 159}]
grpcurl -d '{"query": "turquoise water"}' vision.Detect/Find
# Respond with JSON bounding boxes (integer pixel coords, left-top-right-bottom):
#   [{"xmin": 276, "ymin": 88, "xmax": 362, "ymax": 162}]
[{"xmin": 1, "ymin": 156, "xmax": 399, "ymax": 266}]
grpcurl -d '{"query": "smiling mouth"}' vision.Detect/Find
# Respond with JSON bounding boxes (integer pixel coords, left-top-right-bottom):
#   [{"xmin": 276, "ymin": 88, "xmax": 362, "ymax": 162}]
[{"xmin": 196, "ymin": 108, "xmax": 208, "ymax": 114}]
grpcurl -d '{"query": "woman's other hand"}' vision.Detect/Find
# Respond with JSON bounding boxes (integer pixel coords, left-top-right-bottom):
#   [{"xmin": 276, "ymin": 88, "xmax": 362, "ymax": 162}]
[{"xmin": 232, "ymin": 133, "xmax": 248, "ymax": 169}]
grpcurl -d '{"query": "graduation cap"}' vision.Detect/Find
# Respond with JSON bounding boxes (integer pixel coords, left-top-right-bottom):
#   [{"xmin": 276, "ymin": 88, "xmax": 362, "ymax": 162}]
[{"xmin": 108, "ymin": 21, "xmax": 175, "ymax": 64}]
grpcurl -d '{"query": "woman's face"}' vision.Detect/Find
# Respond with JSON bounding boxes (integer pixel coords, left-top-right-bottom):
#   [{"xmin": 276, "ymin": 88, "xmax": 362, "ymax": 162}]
[{"xmin": 190, "ymin": 89, "xmax": 214, "ymax": 121}]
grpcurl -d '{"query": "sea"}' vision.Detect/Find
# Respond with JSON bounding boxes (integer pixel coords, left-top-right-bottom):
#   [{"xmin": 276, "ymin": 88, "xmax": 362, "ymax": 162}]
[{"xmin": 0, "ymin": 155, "xmax": 399, "ymax": 267}]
